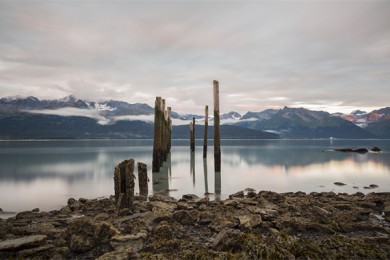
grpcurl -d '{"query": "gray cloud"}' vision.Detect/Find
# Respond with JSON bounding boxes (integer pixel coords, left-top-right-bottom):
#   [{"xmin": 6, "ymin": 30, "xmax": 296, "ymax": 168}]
[{"xmin": 0, "ymin": 1, "xmax": 389, "ymax": 114}]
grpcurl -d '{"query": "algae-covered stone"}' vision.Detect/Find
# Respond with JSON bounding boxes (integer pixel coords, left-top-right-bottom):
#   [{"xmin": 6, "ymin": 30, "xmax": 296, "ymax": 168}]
[{"xmin": 0, "ymin": 235, "xmax": 47, "ymax": 251}]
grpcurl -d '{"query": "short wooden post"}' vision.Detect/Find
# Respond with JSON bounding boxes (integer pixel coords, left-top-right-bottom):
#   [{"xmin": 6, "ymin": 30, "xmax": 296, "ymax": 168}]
[
  {"xmin": 203, "ymin": 105, "xmax": 208, "ymax": 158},
  {"xmin": 190, "ymin": 122, "xmax": 194, "ymax": 152},
  {"xmin": 137, "ymin": 162, "xmax": 148, "ymax": 197},
  {"xmin": 213, "ymin": 80, "xmax": 221, "ymax": 172},
  {"xmin": 114, "ymin": 159, "xmax": 135, "ymax": 210},
  {"xmin": 152, "ymin": 97, "xmax": 162, "ymax": 172}
]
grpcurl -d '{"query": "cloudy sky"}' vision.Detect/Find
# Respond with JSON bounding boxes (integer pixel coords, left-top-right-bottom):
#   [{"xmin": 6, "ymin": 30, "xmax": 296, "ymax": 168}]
[{"xmin": 0, "ymin": 0, "xmax": 389, "ymax": 114}]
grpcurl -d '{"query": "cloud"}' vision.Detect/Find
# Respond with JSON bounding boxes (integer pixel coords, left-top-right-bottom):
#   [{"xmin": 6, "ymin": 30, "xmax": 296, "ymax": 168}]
[{"xmin": 0, "ymin": 1, "xmax": 389, "ymax": 114}]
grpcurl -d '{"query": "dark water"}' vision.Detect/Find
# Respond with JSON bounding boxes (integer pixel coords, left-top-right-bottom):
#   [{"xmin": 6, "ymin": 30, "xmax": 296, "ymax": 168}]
[{"xmin": 0, "ymin": 139, "xmax": 389, "ymax": 213}]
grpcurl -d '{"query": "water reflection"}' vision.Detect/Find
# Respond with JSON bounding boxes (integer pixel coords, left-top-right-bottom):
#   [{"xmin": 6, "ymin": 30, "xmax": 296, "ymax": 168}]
[
  {"xmin": 0, "ymin": 140, "xmax": 389, "ymax": 212},
  {"xmin": 203, "ymin": 159, "xmax": 208, "ymax": 194}
]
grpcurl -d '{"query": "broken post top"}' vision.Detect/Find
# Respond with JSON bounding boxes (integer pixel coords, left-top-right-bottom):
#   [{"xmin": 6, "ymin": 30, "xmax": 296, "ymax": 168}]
[{"xmin": 213, "ymin": 81, "xmax": 219, "ymax": 112}]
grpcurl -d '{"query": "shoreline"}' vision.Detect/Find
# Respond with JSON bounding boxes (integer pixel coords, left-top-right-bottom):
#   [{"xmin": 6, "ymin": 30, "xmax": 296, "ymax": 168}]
[{"xmin": 1, "ymin": 190, "xmax": 390, "ymax": 259}]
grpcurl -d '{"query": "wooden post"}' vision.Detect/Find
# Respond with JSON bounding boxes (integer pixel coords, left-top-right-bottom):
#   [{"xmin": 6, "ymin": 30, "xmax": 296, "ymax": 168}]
[
  {"xmin": 160, "ymin": 99, "xmax": 166, "ymax": 166},
  {"xmin": 163, "ymin": 109, "xmax": 168, "ymax": 161},
  {"xmin": 190, "ymin": 122, "xmax": 194, "ymax": 152},
  {"xmin": 203, "ymin": 105, "xmax": 208, "ymax": 158},
  {"xmin": 153, "ymin": 97, "xmax": 162, "ymax": 172},
  {"xmin": 137, "ymin": 162, "xmax": 148, "ymax": 198},
  {"xmin": 167, "ymin": 107, "xmax": 172, "ymax": 154},
  {"xmin": 114, "ymin": 159, "xmax": 135, "ymax": 210},
  {"xmin": 213, "ymin": 80, "xmax": 221, "ymax": 172}
]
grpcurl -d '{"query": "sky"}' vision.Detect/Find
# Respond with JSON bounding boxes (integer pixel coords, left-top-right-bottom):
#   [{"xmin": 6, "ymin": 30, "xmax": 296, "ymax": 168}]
[{"xmin": 0, "ymin": 0, "xmax": 389, "ymax": 115}]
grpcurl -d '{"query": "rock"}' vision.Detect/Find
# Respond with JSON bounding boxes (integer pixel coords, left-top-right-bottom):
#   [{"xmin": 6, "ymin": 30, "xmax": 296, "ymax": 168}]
[
  {"xmin": 118, "ymin": 208, "xmax": 133, "ymax": 216},
  {"xmin": 79, "ymin": 197, "xmax": 88, "ymax": 203},
  {"xmin": 364, "ymin": 184, "xmax": 379, "ymax": 189},
  {"xmin": 354, "ymin": 148, "xmax": 369, "ymax": 153},
  {"xmin": 335, "ymin": 148, "xmax": 368, "ymax": 153},
  {"xmin": 172, "ymin": 210, "xmax": 199, "ymax": 225},
  {"xmin": 153, "ymin": 222, "xmax": 173, "ymax": 239},
  {"xmin": 0, "ymin": 208, "xmax": 3, "ymax": 213},
  {"xmin": 94, "ymin": 213, "xmax": 111, "ymax": 221},
  {"xmin": 0, "ymin": 235, "xmax": 47, "ymax": 251},
  {"xmin": 182, "ymin": 194, "xmax": 199, "ymax": 201},
  {"xmin": 15, "ymin": 211, "xmax": 42, "ymax": 220},
  {"xmin": 66, "ymin": 218, "xmax": 95, "ymax": 253},
  {"xmin": 111, "ymin": 232, "xmax": 147, "ymax": 242},
  {"xmin": 67, "ymin": 198, "xmax": 83, "ymax": 211},
  {"xmin": 334, "ymin": 182, "xmax": 346, "ymax": 186},
  {"xmin": 149, "ymin": 194, "xmax": 177, "ymax": 203},
  {"xmin": 383, "ymin": 205, "xmax": 390, "ymax": 217},
  {"xmin": 19, "ymin": 244, "xmax": 54, "ymax": 257},
  {"xmin": 177, "ymin": 202, "xmax": 193, "ymax": 210},
  {"xmin": 32, "ymin": 208, "xmax": 39, "ymax": 213},
  {"xmin": 212, "ymin": 229, "xmax": 242, "ymax": 250},
  {"xmin": 371, "ymin": 147, "xmax": 381, "ymax": 152},
  {"xmin": 66, "ymin": 217, "xmax": 119, "ymax": 253},
  {"xmin": 237, "ymin": 215, "xmax": 262, "ymax": 230},
  {"xmin": 97, "ymin": 247, "xmax": 133, "ymax": 260},
  {"xmin": 223, "ymin": 199, "xmax": 238, "ymax": 207},
  {"xmin": 353, "ymin": 186, "xmax": 359, "ymax": 189},
  {"xmin": 229, "ymin": 191, "xmax": 244, "ymax": 199}
]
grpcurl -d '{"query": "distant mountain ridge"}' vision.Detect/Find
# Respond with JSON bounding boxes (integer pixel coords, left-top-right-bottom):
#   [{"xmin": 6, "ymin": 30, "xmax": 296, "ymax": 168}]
[
  {"xmin": 235, "ymin": 106, "xmax": 377, "ymax": 139},
  {"xmin": 0, "ymin": 95, "xmax": 388, "ymax": 139}
]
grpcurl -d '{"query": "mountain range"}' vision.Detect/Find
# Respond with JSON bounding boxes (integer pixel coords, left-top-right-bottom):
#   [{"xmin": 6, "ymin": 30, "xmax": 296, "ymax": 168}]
[{"xmin": 0, "ymin": 96, "xmax": 388, "ymax": 139}]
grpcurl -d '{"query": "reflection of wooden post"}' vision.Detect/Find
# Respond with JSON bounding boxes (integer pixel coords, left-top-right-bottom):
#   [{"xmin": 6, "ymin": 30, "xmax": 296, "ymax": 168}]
[
  {"xmin": 203, "ymin": 105, "xmax": 208, "ymax": 158},
  {"xmin": 137, "ymin": 162, "xmax": 148, "ymax": 197},
  {"xmin": 213, "ymin": 80, "xmax": 221, "ymax": 172},
  {"xmin": 167, "ymin": 107, "xmax": 172, "ymax": 154},
  {"xmin": 153, "ymin": 97, "xmax": 162, "ymax": 172},
  {"xmin": 190, "ymin": 122, "xmax": 194, "ymax": 152},
  {"xmin": 114, "ymin": 159, "xmax": 135, "ymax": 210}
]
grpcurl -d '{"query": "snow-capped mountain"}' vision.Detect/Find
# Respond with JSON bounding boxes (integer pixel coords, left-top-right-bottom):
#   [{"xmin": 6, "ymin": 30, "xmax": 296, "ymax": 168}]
[{"xmin": 333, "ymin": 107, "xmax": 390, "ymax": 128}]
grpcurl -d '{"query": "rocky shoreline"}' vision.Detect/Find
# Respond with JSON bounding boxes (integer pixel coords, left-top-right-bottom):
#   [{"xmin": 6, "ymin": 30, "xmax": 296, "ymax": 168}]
[{"xmin": 1, "ymin": 190, "xmax": 390, "ymax": 259}]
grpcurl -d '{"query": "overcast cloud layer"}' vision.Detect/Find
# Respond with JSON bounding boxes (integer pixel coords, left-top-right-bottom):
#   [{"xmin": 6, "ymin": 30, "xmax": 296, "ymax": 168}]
[{"xmin": 0, "ymin": 1, "xmax": 389, "ymax": 114}]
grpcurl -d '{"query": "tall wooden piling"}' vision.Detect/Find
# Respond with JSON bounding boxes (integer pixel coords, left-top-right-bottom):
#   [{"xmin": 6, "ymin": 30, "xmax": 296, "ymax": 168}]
[
  {"xmin": 213, "ymin": 80, "xmax": 221, "ymax": 172},
  {"xmin": 137, "ymin": 162, "xmax": 148, "ymax": 198},
  {"xmin": 203, "ymin": 105, "xmax": 208, "ymax": 158},
  {"xmin": 160, "ymin": 99, "xmax": 166, "ymax": 166},
  {"xmin": 167, "ymin": 107, "xmax": 172, "ymax": 154},
  {"xmin": 153, "ymin": 97, "xmax": 162, "ymax": 172},
  {"xmin": 114, "ymin": 159, "xmax": 135, "ymax": 210},
  {"xmin": 190, "ymin": 122, "xmax": 194, "ymax": 152}
]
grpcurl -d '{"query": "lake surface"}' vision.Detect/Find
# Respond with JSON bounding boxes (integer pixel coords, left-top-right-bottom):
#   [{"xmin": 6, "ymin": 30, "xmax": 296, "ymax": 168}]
[{"xmin": 0, "ymin": 139, "xmax": 390, "ymax": 213}]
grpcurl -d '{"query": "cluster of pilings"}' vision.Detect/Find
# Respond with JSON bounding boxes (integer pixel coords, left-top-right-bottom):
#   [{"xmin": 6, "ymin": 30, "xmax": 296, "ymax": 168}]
[
  {"xmin": 152, "ymin": 97, "xmax": 172, "ymax": 173},
  {"xmin": 189, "ymin": 80, "xmax": 221, "ymax": 172},
  {"xmin": 114, "ymin": 159, "xmax": 148, "ymax": 211}
]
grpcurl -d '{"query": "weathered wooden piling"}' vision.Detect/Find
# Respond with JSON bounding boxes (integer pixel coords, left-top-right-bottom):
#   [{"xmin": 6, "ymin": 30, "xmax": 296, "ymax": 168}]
[
  {"xmin": 190, "ymin": 121, "xmax": 195, "ymax": 152},
  {"xmin": 152, "ymin": 97, "xmax": 172, "ymax": 172},
  {"xmin": 114, "ymin": 159, "xmax": 135, "ymax": 210},
  {"xmin": 137, "ymin": 162, "xmax": 148, "ymax": 197},
  {"xmin": 167, "ymin": 107, "xmax": 172, "ymax": 154},
  {"xmin": 152, "ymin": 97, "xmax": 162, "ymax": 172},
  {"xmin": 160, "ymin": 99, "xmax": 166, "ymax": 166},
  {"xmin": 213, "ymin": 80, "xmax": 221, "ymax": 172},
  {"xmin": 203, "ymin": 105, "xmax": 208, "ymax": 158}
]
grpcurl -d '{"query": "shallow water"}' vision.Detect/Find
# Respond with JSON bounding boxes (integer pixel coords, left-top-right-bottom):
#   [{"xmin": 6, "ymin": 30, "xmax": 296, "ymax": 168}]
[{"xmin": 0, "ymin": 139, "xmax": 389, "ymax": 212}]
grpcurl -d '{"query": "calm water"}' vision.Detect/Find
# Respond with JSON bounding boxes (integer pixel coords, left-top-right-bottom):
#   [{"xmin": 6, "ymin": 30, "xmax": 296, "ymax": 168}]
[{"xmin": 0, "ymin": 139, "xmax": 389, "ymax": 213}]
